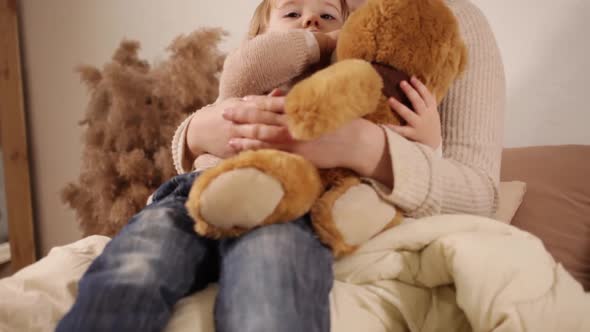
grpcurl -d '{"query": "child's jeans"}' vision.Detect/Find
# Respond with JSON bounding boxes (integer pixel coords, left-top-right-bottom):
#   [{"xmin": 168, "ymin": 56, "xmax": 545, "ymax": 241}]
[{"xmin": 55, "ymin": 172, "xmax": 333, "ymax": 332}]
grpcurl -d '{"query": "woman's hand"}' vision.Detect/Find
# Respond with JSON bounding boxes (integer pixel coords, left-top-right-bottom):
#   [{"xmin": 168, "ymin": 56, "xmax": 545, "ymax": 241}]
[
  {"xmin": 184, "ymin": 90, "xmax": 288, "ymax": 158},
  {"xmin": 388, "ymin": 76, "xmax": 442, "ymax": 150},
  {"xmin": 225, "ymin": 92, "xmax": 393, "ymax": 186},
  {"xmin": 185, "ymin": 99, "xmax": 236, "ymax": 160}
]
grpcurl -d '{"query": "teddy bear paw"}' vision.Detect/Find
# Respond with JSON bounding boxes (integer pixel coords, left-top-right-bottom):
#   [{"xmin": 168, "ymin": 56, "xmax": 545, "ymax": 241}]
[
  {"xmin": 198, "ymin": 168, "xmax": 284, "ymax": 229},
  {"xmin": 331, "ymin": 182, "xmax": 399, "ymax": 246}
]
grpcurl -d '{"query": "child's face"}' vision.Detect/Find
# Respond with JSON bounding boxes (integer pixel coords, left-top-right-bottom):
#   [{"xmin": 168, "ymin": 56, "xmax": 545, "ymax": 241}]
[{"xmin": 267, "ymin": 0, "xmax": 344, "ymax": 34}]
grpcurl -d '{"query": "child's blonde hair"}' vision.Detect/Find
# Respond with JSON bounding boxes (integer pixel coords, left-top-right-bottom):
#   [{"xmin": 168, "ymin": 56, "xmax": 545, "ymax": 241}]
[{"xmin": 248, "ymin": 0, "xmax": 350, "ymax": 38}]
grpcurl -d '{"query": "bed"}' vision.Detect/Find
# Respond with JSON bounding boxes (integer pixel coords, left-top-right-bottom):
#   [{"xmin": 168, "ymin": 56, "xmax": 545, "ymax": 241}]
[{"xmin": 0, "ymin": 144, "xmax": 589, "ymax": 332}]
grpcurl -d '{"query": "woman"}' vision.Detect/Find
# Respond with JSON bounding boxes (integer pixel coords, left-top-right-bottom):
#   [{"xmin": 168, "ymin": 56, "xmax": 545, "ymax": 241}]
[
  {"xmin": 57, "ymin": 0, "xmax": 504, "ymax": 331},
  {"xmin": 180, "ymin": 0, "xmax": 505, "ymax": 331}
]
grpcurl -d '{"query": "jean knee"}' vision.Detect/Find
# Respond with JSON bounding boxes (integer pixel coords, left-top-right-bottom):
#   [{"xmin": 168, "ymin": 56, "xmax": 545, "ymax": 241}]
[
  {"xmin": 237, "ymin": 222, "xmax": 311, "ymax": 258},
  {"xmin": 221, "ymin": 220, "xmax": 333, "ymax": 276},
  {"xmin": 126, "ymin": 205, "xmax": 194, "ymax": 238},
  {"xmin": 96, "ymin": 207, "xmax": 198, "ymax": 285}
]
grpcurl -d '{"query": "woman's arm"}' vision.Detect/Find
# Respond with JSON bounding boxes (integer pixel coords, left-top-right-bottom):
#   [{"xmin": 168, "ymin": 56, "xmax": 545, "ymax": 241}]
[
  {"xmin": 357, "ymin": 0, "xmax": 505, "ymax": 218},
  {"xmin": 226, "ymin": 1, "xmax": 505, "ymax": 218}
]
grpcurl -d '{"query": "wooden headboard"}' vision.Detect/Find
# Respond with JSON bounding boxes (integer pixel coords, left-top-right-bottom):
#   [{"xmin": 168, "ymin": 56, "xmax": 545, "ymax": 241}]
[{"xmin": 0, "ymin": 0, "xmax": 37, "ymax": 271}]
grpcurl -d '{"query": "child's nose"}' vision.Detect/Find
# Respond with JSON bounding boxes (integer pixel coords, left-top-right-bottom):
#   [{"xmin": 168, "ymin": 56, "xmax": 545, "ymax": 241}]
[{"xmin": 303, "ymin": 15, "xmax": 320, "ymax": 29}]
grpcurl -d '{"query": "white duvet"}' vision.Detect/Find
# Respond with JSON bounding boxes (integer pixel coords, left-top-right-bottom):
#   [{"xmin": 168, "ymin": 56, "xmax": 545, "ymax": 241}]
[{"xmin": 1, "ymin": 215, "xmax": 588, "ymax": 332}]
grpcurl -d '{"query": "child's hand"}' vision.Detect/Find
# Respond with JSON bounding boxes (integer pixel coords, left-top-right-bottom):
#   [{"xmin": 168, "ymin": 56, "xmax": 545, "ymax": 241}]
[
  {"xmin": 223, "ymin": 89, "xmax": 291, "ymax": 148},
  {"xmin": 387, "ymin": 76, "xmax": 442, "ymax": 151}
]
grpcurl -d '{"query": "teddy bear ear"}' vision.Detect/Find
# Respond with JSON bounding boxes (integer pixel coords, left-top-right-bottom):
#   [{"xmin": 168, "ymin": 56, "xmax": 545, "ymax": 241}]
[{"xmin": 76, "ymin": 66, "xmax": 102, "ymax": 91}]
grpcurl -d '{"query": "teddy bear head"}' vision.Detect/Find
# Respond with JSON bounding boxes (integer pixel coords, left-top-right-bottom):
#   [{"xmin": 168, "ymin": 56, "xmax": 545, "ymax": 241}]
[{"xmin": 336, "ymin": 0, "xmax": 468, "ymax": 103}]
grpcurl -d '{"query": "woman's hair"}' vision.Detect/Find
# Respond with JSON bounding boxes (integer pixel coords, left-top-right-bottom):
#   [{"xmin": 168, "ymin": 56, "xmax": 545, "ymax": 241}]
[{"xmin": 248, "ymin": 0, "xmax": 350, "ymax": 39}]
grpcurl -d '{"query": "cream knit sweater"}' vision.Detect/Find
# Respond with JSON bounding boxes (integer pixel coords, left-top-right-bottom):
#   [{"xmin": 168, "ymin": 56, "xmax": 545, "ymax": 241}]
[{"xmin": 170, "ymin": 0, "xmax": 505, "ymax": 218}]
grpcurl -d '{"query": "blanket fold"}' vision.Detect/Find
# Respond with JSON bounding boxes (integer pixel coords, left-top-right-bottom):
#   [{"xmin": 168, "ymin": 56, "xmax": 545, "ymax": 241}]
[{"xmin": 1, "ymin": 215, "xmax": 588, "ymax": 332}]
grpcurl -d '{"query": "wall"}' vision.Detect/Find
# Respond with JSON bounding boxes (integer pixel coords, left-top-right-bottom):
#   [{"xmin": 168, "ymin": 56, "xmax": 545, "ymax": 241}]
[
  {"xmin": 19, "ymin": 0, "xmax": 260, "ymax": 255},
  {"xmin": 471, "ymin": 0, "xmax": 590, "ymax": 147},
  {"xmin": 18, "ymin": 0, "xmax": 590, "ymax": 255}
]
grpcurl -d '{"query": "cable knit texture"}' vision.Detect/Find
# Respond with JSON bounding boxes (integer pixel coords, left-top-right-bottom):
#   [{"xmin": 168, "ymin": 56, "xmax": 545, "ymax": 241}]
[
  {"xmin": 218, "ymin": 30, "xmax": 320, "ymax": 100},
  {"xmin": 171, "ymin": 0, "xmax": 505, "ymax": 218}
]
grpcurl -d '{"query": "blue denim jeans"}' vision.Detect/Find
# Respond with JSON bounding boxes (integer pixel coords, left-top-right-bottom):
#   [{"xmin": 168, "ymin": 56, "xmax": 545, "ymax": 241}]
[{"xmin": 55, "ymin": 172, "xmax": 333, "ymax": 332}]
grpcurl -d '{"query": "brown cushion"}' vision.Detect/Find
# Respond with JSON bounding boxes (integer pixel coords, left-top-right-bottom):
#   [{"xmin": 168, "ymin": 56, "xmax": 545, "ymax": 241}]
[{"xmin": 501, "ymin": 145, "xmax": 590, "ymax": 291}]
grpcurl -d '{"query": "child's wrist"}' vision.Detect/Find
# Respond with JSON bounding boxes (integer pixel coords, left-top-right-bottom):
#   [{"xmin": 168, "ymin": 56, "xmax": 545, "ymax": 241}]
[{"xmin": 186, "ymin": 112, "xmax": 207, "ymax": 159}]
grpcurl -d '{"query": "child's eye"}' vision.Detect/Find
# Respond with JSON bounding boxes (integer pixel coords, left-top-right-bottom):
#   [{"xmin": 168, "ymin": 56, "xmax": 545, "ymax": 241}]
[
  {"xmin": 285, "ymin": 12, "xmax": 301, "ymax": 18},
  {"xmin": 320, "ymin": 14, "xmax": 336, "ymax": 20}
]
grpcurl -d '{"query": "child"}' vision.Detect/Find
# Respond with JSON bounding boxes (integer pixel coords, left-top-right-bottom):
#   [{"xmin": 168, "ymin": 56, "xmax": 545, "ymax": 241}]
[
  {"xmin": 57, "ymin": 1, "xmax": 350, "ymax": 331},
  {"xmin": 57, "ymin": 1, "xmax": 443, "ymax": 331}
]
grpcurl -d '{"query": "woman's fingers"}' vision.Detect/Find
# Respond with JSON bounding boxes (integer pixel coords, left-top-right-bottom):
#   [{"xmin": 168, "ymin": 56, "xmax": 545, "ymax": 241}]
[
  {"xmin": 400, "ymin": 80, "xmax": 426, "ymax": 114},
  {"xmin": 223, "ymin": 94, "xmax": 287, "ymax": 125},
  {"xmin": 410, "ymin": 76, "xmax": 436, "ymax": 108},
  {"xmin": 230, "ymin": 123, "xmax": 292, "ymax": 142},
  {"xmin": 223, "ymin": 107, "xmax": 286, "ymax": 126},
  {"xmin": 389, "ymin": 97, "xmax": 418, "ymax": 126},
  {"xmin": 229, "ymin": 138, "xmax": 287, "ymax": 152},
  {"xmin": 242, "ymin": 95, "xmax": 286, "ymax": 114}
]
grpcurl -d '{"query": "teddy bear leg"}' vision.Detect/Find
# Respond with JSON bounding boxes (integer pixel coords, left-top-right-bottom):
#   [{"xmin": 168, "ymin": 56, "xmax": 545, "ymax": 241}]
[
  {"xmin": 186, "ymin": 150, "xmax": 323, "ymax": 239},
  {"xmin": 311, "ymin": 177, "xmax": 403, "ymax": 257},
  {"xmin": 285, "ymin": 59, "xmax": 383, "ymax": 140}
]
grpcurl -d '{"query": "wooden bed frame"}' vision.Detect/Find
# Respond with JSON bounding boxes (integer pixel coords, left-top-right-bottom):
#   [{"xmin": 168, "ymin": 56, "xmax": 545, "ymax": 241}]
[{"xmin": 0, "ymin": 0, "xmax": 37, "ymax": 272}]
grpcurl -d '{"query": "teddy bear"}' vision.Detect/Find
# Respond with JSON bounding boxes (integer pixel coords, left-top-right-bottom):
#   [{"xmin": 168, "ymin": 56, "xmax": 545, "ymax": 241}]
[
  {"xmin": 62, "ymin": 28, "xmax": 225, "ymax": 236},
  {"xmin": 185, "ymin": 0, "xmax": 468, "ymax": 257}
]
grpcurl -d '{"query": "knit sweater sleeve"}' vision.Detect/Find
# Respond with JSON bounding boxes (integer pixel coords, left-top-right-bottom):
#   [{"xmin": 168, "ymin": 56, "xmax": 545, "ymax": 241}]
[
  {"xmin": 366, "ymin": 0, "xmax": 506, "ymax": 218},
  {"xmin": 217, "ymin": 30, "xmax": 320, "ymax": 99},
  {"xmin": 170, "ymin": 30, "xmax": 320, "ymax": 175},
  {"xmin": 171, "ymin": 110, "xmax": 198, "ymax": 174}
]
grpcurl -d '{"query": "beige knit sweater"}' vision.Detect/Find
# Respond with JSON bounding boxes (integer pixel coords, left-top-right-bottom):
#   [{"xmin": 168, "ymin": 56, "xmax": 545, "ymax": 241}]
[{"xmin": 171, "ymin": 0, "xmax": 505, "ymax": 218}]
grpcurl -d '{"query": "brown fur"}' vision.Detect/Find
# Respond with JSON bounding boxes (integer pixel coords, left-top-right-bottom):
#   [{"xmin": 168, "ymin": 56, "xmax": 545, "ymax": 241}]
[
  {"xmin": 286, "ymin": 59, "xmax": 383, "ymax": 140},
  {"xmin": 337, "ymin": 0, "xmax": 468, "ymax": 102},
  {"xmin": 62, "ymin": 29, "xmax": 226, "ymax": 236}
]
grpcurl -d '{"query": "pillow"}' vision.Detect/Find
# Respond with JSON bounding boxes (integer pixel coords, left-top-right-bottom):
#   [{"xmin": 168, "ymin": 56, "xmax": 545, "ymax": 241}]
[
  {"xmin": 494, "ymin": 181, "xmax": 527, "ymax": 224},
  {"xmin": 501, "ymin": 145, "xmax": 590, "ymax": 291}
]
